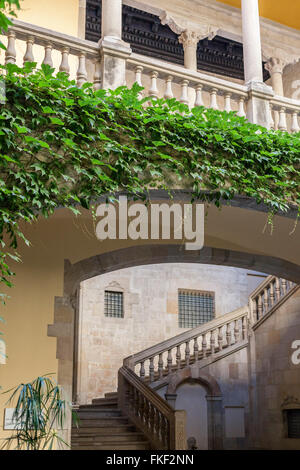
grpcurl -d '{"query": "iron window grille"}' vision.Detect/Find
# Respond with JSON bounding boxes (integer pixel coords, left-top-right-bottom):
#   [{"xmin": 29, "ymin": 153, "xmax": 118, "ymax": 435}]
[
  {"xmin": 287, "ymin": 410, "xmax": 300, "ymax": 438},
  {"xmin": 178, "ymin": 289, "xmax": 215, "ymax": 328},
  {"xmin": 104, "ymin": 291, "xmax": 124, "ymax": 318}
]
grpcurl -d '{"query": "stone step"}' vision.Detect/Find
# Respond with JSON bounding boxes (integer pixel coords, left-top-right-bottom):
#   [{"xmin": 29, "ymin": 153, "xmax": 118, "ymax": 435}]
[
  {"xmin": 104, "ymin": 392, "xmax": 118, "ymax": 399},
  {"xmin": 72, "ymin": 432, "xmax": 146, "ymax": 444},
  {"xmin": 73, "ymin": 417, "xmax": 129, "ymax": 427},
  {"xmin": 71, "ymin": 441, "xmax": 150, "ymax": 450},
  {"xmin": 72, "ymin": 424, "xmax": 136, "ymax": 435},
  {"xmin": 89, "ymin": 397, "xmax": 118, "ymax": 407},
  {"xmin": 81, "ymin": 400, "xmax": 118, "ymax": 408},
  {"xmin": 76, "ymin": 408, "xmax": 122, "ymax": 419}
]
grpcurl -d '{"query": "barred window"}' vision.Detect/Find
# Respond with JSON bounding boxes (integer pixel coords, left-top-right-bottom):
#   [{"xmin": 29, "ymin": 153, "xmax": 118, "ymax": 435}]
[
  {"xmin": 287, "ymin": 410, "xmax": 300, "ymax": 438},
  {"xmin": 104, "ymin": 291, "xmax": 124, "ymax": 318},
  {"xmin": 178, "ymin": 290, "xmax": 215, "ymax": 328}
]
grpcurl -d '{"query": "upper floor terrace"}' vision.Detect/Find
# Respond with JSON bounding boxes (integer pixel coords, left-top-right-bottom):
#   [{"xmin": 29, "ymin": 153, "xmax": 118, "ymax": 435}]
[{"xmin": 2, "ymin": 0, "xmax": 300, "ymax": 132}]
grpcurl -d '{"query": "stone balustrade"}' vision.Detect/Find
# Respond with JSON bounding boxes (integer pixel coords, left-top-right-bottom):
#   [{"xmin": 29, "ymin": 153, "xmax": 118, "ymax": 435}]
[
  {"xmin": 127, "ymin": 53, "xmax": 248, "ymax": 117},
  {"xmin": 123, "ymin": 306, "xmax": 249, "ymax": 385},
  {"xmin": 3, "ymin": 20, "xmax": 300, "ymax": 133},
  {"xmin": 249, "ymin": 275, "xmax": 298, "ymax": 326},
  {"xmin": 270, "ymin": 95, "xmax": 300, "ymax": 132},
  {"xmin": 3, "ymin": 19, "xmax": 100, "ymax": 89},
  {"xmin": 118, "ymin": 365, "xmax": 186, "ymax": 450}
]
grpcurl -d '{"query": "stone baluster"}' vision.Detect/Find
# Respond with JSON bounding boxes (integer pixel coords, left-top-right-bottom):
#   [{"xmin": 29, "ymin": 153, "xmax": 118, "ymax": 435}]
[
  {"xmin": 193, "ymin": 338, "xmax": 199, "ymax": 362},
  {"xmin": 226, "ymin": 322, "xmax": 231, "ymax": 347},
  {"xmin": 263, "ymin": 287, "xmax": 269, "ymax": 314},
  {"xmin": 59, "ymin": 47, "xmax": 70, "ymax": 75},
  {"xmin": 140, "ymin": 361, "xmax": 145, "ymax": 380},
  {"xmin": 180, "ymin": 79, "xmax": 189, "ymax": 105},
  {"xmin": 5, "ymin": 31, "xmax": 16, "ymax": 64},
  {"xmin": 185, "ymin": 341, "xmax": 190, "ymax": 366},
  {"xmin": 257, "ymin": 294, "xmax": 263, "ymax": 319},
  {"xmin": 161, "ymin": 416, "xmax": 168, "ymax": 448},
  {"xmin": 144, "ymin": 399, "xmax": 149, "ymax": 429},
  {"xmin": 218, "ymin": 326, "xmax": 223, "ymax": 351},
  {"xmin": 149, "ymin": 357, "xmax": 154, "ymax": 383},
  {"xmin": 93, "ymin": 59, "xmax": 102, "ymax": 90},
  {"xmin": 77, "ymin": 52, "xmax": 87, "ymax": 87},
  {"xmin": 155, "ymin": 410, "xmax": 161, "ymax": 442},
  {"xmin": 149, "ymin": 404, "xmax": 155, "ymax": 434},
  {"xmin": 164, "ymin": 75, "xmax": 174, "ymax": 99},
  {"xmin": 275, "ymin": 277, "xmax": 281, "ymax": 301},
  {"xmin": 291, "ymin": 112, "xmax": 300, "ymax": 133},
  {"xmin": 149, "ymin": 71, "xmax": 159, "ymax": 98},
  {"xmin": 158, "ymin": 353, "xmax": 163, "ymax": 379},
  {"xmin": 234, "ymin": 319, "xmax": 239, "ymax": 343},
  {"xmin": 210, "ymin": 330, "xmax": 215, "ymax": 356},
  {"xmin": 194, "ymin": 84, "xmax": 204, "ymax": 107},
  {"xmin": 224, "ymin": 93, "xmax": 232, "ymax": 112},
  {"xmin": 167, "ymin": 349, "xmax": 172, "ymax": 373},
  {"xmin": 270, "ymin": 281, "xmax": 275, "ymax": 307},
  {"xmin": 242, "ymin": 315, "xmax": 247, "ymax": 340},
  {"xmin": 135, "ymin": 65, "xmax": 143, "ymax": 87},
  {"xmin": 176, "ymin": 345, "xmax": 181, "ymax": 370},
  {"xmin": 209, "ymin": 88, "xmax": 219, "ymax": 109},
  {"xmin": 252, "ymin": 298, "xmax": 258, "ymax": 322},
  {"xmin": 43, "ymin": 43, "xmax": 53, "ymax": 67},
  {"xmin": 278, "ymin": 107, "xmax": 287, "ymax": 131},
  {"xmin": 268, "ymin": 103, "xmax": 275, "ymax": 129},
  {"xmin": 202, "ymin": 334, "xmax": 207, "ymax": 358},
  {"xmin": 23, "ymin": 36, "xmax": 35, "ymax": 64},
  {"xmin": 282, "ymin": 279, "xmax": 287, "ymax": 295},
  {"xmin": 237, "ymin": 97, "xmax": 246, "ymax": 117}
]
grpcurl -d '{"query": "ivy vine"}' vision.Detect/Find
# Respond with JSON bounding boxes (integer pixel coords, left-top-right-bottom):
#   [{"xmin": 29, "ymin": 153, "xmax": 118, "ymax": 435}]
[{"xmin": 0, "ymin": 62, "xmax": 299, "ymax": 298}]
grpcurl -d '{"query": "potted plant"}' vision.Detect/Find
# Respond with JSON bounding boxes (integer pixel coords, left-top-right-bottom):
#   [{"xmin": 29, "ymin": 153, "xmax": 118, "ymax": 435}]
[{"xmin": 1, "ymin": 374, "xmax": 78, "ymax": 450}]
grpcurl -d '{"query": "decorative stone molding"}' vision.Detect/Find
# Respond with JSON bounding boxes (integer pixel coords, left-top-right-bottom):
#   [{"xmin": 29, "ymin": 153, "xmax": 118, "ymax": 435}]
[
  {"xmin": 178, "ymin": 30, "xmax": 201, "ymax": 49},
  {"xmin": 160, "ymin": 11, "xmax": 218, "ymax": 42},
  {"xmin": 281, "ymin": 395, "xmax": 300, "ymax": 409},
  {"xmin": 262, "ymin": 45, "xmax": 300, "ymax": 72}
]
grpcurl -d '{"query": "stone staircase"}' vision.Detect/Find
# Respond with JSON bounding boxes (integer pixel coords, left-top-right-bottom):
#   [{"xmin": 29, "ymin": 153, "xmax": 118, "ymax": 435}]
[
  {"xmin": 71, "ymin": 393, "xmax": 150, "ymax": 450},
  {"xmin": 72, "ymin": 276, "xmax": 298, "ymax": 450}
]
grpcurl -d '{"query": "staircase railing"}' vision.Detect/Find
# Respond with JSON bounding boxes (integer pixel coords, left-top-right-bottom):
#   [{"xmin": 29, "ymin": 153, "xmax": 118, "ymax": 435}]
[
  {"xmin": 123, "ymin": 306, "xmax": 249, "ymax": 384},
  {"xmin": 118, "ymin": 366, "xmax": 186, "ymax": 450},
  {"xmin": 249, "ymin": 275, "xmax": 298, "ymax": 327}
]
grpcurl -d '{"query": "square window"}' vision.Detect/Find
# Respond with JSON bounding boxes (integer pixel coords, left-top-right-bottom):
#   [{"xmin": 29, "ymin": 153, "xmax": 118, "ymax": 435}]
[
  {"xmin": 287, "ymin": 409, "xmax": 300, "ymax": 438},
  {"xmin": 178, "ymin": 290, "xmax": 215, "ymax": 328},
  {"xmin": 104, "ymin": 291, "xmax": 124, "ymax": 318}
]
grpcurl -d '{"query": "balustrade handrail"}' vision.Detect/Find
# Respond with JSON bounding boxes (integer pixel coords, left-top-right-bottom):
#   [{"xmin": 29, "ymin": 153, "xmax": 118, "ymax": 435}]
[
  {"xmin": 118, "ymin": 365, "xmax": 186, "ymax": 449},
  {"xmin": 9, "ymin": 19, "xmax": 99, "ymax": 58},
  {"xmin": 127, "ymin": 52, "xmax": 248, "ymax": 97},
  {"xmin": 124, "ymin": 305, "xmax": 248, "ymax": 368},
  {"xmin": 249, "ymin": 275, "xmax": 298, "ymax": 325},
  {"xmin": 270, "ymin": 94, "xmax": 300, "ymax": 113}
]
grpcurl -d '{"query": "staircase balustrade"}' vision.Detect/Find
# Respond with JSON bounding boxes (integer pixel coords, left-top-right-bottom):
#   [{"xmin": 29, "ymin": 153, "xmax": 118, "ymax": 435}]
[{"xmin": 249, "ymin": 275, "xmax": 298, "ymax": 325}]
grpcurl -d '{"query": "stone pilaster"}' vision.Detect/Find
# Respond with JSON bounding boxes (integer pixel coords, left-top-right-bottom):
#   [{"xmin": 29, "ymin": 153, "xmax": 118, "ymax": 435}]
[{"xmin": 98, "ymin": 0, "xmax": 131, "ymax": 89}]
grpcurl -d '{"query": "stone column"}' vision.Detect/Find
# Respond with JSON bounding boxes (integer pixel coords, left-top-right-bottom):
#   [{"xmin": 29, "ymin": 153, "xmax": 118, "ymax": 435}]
[
  {"xmin": 178, "ymin": 30, "xmax": 199, "ymax": 71},
  {"xmin": 265, "ymin": 57, "xmax": 285, "ymax": 96},
  {"xmin": 241, "ymin": 0, "xmax": 274, "ymax": 126},
  {"xmin": 241, "ymin": 0, "xmax": 263, "ymax": 84},
  {"xmin": 99, "ymin": 0, "xmax": 131, "ymax": 90}
]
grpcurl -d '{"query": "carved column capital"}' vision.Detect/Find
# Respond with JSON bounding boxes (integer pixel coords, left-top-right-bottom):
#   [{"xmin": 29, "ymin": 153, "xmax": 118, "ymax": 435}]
[
  {"xmin": 178, "ymin": 30, "xmax": 200, "ymax": 48},
  {"xmin": 264, "ymin": 57, "xmax": 286, "ymax": 76}
]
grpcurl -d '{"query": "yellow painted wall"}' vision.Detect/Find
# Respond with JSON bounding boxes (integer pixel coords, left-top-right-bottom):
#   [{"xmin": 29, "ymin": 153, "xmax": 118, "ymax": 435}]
[
  {"xmin": 0, "ymin": 204, "xmax": 299, "ymax": 441},
  {"xmin": 218, "ymin": 0, "xmax": 300, "ymax": 31},
  {"xmin": 17, "ymin": 0, "xmax": 80, "ymax": 36}
]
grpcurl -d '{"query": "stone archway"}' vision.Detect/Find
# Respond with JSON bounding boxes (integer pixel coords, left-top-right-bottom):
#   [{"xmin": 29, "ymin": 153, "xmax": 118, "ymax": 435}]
[
  {"xmin": 162, "ymin": 367, "xmax": 223, "ymax": 450},
  {"xmin": 47, "ymin": 241, "xmax": 300, "ymax": 444}
]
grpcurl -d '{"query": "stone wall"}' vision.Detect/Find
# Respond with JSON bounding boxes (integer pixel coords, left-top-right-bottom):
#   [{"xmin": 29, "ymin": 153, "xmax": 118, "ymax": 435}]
[
  {"xmin": 253, "ymin": 288, "xmax": 300, "ymax": 449},
  {"xmin": 76, "ymin": 263, "xmax": 263, "ymax": 403}
]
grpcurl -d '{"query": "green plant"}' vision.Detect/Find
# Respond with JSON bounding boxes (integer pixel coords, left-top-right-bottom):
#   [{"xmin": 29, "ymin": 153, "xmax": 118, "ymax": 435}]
[
  {"xmin": 0, "ymin": 62, "xmax": 299, "ymax": 296},
  {"xmin": 1, "ymin": 375, "xmax": 77, "ymax": 450},
  {"xmin": 0, "ymin": 0, "xmax": 21, "ymax": 49}
]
